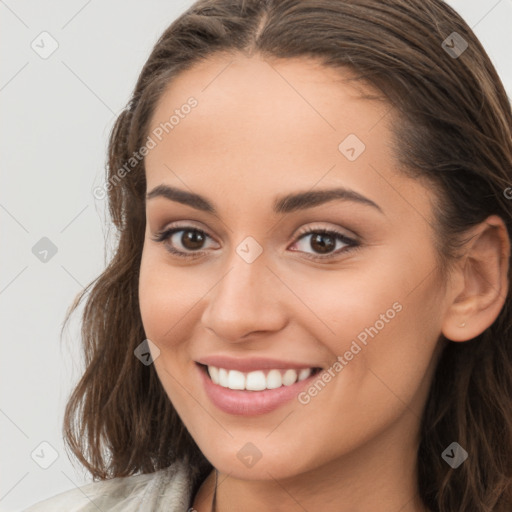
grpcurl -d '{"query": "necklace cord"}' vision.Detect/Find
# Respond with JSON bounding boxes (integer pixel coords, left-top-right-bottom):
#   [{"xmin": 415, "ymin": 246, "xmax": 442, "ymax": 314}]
[{"xmin": 211, "ymin": 468, "xmax": 218, "ymax": 512}]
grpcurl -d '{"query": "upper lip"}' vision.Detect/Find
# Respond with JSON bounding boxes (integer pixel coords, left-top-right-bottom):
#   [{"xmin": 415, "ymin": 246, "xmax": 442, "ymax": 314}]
[{"xmin": 196, "ymin": 355, "xmax": 322, "ymax": 373}]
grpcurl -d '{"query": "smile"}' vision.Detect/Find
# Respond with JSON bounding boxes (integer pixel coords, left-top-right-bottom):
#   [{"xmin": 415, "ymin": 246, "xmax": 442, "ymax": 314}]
[
  {"xmin": 196, "ymin": 363, "xmax": 324, "ymax": 416},
  {"xmin": 206, "ymin": 365, "xmax": 321, "ymax": 391}
]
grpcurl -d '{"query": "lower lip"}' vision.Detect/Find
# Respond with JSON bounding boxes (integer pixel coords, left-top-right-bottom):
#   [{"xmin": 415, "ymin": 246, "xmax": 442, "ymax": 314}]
[{"xmin": 196, "ymin": 363, "xmax": 320, "ymax": 416}]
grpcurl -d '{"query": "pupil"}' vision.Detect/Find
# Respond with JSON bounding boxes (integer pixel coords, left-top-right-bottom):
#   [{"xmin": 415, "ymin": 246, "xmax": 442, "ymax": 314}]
[{"xmin": 311, "ymin": 233, "xmax": 334, "ymax": 254}]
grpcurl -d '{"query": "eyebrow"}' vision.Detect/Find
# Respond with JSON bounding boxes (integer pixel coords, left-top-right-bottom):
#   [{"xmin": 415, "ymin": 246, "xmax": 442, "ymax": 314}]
[{"xmin": 145, "ymin": 184, "xmax": 383, "ymax": 215}]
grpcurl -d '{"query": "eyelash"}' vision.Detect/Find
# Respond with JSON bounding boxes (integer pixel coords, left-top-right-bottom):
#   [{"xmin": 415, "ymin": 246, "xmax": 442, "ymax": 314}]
[{"xmin": 151, "ymin": 224, "xmax": 361, "ymax": 262}]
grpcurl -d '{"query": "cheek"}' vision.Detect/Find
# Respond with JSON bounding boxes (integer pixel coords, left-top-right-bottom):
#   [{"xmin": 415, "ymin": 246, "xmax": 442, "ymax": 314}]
[
  {"xmin": 139, "ymin": 254, "xmax": 168, "ymax": 340},
  {"xmin": 138, "ymin": 248, "xmax": 199, "ymax": 342},
  {"xmin": 283, "ymin": 259, "xmax": 409, "ymax": 354},
  {"xmin": 138, "ymin": 251, "xmax": 201, "ymax": 407},
  {"xmin": 286, "ymin": 254, "xmax": 442, "ymax": 403}
]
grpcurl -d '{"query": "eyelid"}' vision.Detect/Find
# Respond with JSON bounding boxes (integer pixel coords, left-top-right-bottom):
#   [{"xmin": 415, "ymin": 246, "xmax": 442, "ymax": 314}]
[
  {"xmin": 294, "ymin": 222, "xmax": 358, "ymax": 240},
  {"xmin": 154, "ymin": 220, "xmax": 357, "ymax": 242},
  {"xmin": 153, "ymin": 220, "xmax": 215, "ymax": 240}
]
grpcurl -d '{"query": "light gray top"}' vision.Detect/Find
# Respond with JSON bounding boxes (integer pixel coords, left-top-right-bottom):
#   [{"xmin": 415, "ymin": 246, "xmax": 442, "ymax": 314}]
[{"xmin": 23, "ymin": 459, "xmax": 204, "ymax": 511}]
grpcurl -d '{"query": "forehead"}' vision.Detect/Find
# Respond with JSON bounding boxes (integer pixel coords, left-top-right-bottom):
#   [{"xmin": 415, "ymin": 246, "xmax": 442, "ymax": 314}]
[
  {"xmin": 147, "ymin": 52, "xmax": 384, "ymax": 146},
  {"xmin": 144, "ymin": 53, "xmax": 433, "ymax": 225}
]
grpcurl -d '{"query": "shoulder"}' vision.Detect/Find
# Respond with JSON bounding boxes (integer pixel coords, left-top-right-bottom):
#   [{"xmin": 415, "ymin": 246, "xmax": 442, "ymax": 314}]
[{"xmin": 23, "ymin": 458, "xmax": 201, "ymax": 512}]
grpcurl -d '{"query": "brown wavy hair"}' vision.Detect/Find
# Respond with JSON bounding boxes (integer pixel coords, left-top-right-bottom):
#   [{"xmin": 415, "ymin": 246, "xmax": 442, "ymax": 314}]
[{"xmin": 61, "ymin": 0, "xmax": 512, "ymax": 510}]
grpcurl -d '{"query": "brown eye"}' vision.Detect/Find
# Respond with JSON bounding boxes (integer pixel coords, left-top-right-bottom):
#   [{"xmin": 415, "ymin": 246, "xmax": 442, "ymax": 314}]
[
  {"xmin": 152, "ymin": 225, "xmax": 360, "ymax": 262},
  {"xmin": 152, "ymin": 226, "xmax": 217, "ymax": 259},
  {"xmin": 180, "ymin": 229, "xmax": 206, "ymax": 250},
  {"xmin": 309, "ymin": 232, "xmax": 336, "ymax": 254},
  {"xmin": 289, "ymin": 228, "xmax": 359, "ymax": 260}
]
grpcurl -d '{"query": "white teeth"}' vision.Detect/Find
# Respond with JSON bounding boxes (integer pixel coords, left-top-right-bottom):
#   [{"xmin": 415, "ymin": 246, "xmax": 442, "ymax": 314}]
[
  {"xmin": 209, "ymin": 366, "xmax": 220, "ymax": 384},
  {"xmin": 282, "ymin": 369, "xmax": 297, "ymax": 386},
  {"xmin": 227, "ymin": 370, "xmax": 245, "ymax": 390},
  {"xmin": 298, "ymin": 368, "xmax": 311, "ymax": 381},
  {"xmin": 218, "ymin": 368, "xmax": 229, "ymax": 387},
  {"xmin": 246, "ymin": 370, "xmax": 267, "ymax": 391},
  {"xmin": 266, "ymin": 369, "xmax": 282, "ymax": 389},
  {"xmin": 206, "ymin": 365, "xmax": 314, "ymax": 391}
]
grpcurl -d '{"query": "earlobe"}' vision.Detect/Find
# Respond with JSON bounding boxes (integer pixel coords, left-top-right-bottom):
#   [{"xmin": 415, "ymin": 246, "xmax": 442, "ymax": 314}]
[{"xmin": 441, "ymin": 215, "xmax": 510, "ymax": 343}]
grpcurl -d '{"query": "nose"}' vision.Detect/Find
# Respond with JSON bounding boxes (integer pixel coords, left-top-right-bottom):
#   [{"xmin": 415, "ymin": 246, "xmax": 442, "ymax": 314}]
[{"xmin": 200, "ymin": 249, "xmax": 287, "ymax": 342}]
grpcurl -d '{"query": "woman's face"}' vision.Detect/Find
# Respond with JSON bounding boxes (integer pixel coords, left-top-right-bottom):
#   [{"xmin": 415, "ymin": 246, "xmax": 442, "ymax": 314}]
[{"xmin": 139, "ymin": 53, "xmax": 452, "ymax": 480}]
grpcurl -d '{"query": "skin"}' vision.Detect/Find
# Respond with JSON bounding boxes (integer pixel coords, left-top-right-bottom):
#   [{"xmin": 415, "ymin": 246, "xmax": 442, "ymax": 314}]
[{"xmin": 138, "ymin": 52, "xmax": 510, "ymax": 512}]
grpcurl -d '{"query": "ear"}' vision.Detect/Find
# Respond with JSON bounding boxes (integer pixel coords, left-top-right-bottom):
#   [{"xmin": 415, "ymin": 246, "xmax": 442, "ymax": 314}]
[{"xmin": 441, "ymin": 214, "xmax": 510, "ymax": 342}]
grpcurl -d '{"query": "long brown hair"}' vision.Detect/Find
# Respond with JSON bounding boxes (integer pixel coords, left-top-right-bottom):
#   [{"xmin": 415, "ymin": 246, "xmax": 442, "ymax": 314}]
[{"xmin": 62, "ymin": 1, "xmax": 512, "ymax": 510}]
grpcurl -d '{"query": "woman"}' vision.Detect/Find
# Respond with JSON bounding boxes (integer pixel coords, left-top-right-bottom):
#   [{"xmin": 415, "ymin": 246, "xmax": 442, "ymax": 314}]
[{"xmin": 25, "ymin": 0, "xmax": 512, "ymax": 510}]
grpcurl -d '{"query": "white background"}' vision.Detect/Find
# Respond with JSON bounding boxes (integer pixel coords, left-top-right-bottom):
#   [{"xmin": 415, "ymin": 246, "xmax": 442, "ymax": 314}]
[{"xmin": 1, "ymin": 0, "xmax": 511, "ymax": 510}]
